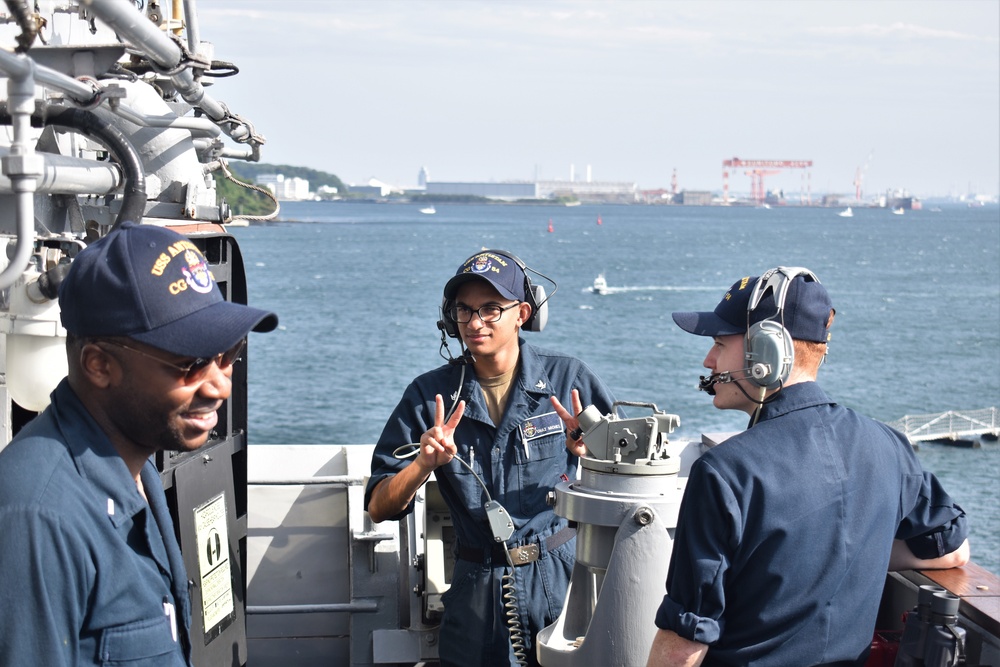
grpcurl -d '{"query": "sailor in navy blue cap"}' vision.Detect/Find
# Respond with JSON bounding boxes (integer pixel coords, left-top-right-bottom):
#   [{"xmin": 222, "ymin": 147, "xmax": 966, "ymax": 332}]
[
  {"xmin": 54, "ymin": 220, "xmax": 277, "ymax": 457},
  {"xmin": 648, "ymin": 267, "xmax": 969, "ymax": 667},
  {"xmin": 0, "ymin": 222, "xmax": 277, "ymax": 666},
  {"xmin": 670, "ymin": 267, "xmax": 835, "ymax": 416},
  {"xmin": 366, "ymin": 249, "xmax": 616, "ymax": 667}
]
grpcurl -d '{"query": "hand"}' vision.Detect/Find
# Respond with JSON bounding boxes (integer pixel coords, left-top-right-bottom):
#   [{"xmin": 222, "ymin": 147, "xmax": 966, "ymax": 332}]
[
  {"xmin": 416, "ymin": 394, "xmax": 464, "ymax": 473},
  {"xmin": 551, "ymin": 389, "xmax": 587, "ymax": 457}
]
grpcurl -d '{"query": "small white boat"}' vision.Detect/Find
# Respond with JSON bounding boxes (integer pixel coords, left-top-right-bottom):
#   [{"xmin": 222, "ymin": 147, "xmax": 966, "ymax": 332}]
[
  {"xmin": 592, "ymin": 273, "xmax": 609, "ymax": 295},
  {"xmin": 892, "ymin": 207, "xmax": 904, "ymax": 215},
  {"xmin": 419, "ymin": 205, "xmax": 436, "ymax": 214},
  {"xmin": 838, "ymin": 207, "xmax": 853, "ymax": 218}
]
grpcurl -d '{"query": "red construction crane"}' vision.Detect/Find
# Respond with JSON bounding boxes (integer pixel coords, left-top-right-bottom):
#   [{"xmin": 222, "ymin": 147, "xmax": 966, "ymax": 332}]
[
  {"xmin": 744, "ymin": 169, "xmax": 782, "ymax": 203},
  {"xmin": 722, "ymin": 157, "xmax": 814, "ymax": 205}
]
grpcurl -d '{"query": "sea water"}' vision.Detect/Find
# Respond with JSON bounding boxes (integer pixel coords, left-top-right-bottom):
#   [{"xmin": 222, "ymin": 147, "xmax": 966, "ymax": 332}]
[{"xmin": 230, "ymin": 201, "xmax": 1000, "ymax": 574}]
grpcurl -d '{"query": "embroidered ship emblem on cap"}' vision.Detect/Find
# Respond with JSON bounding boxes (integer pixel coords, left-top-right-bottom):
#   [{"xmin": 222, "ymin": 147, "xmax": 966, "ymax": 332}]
[
  {"xmin": 181, "ymin": 249, "xmax": 214, "ymax": 294},
  {"xmin": 471, "ymin": 255, "xmax": 492, "ymax": 274}
]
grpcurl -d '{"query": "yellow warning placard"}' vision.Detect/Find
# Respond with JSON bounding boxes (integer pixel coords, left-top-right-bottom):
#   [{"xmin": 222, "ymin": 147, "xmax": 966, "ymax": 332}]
[{"xmin": 193, "ymin": 493, "xmax": 234, "ymax": 631}]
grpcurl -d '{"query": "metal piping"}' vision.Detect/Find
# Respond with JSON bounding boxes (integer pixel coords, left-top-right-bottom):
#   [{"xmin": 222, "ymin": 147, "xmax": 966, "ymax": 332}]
[
  {"xmin": 182, "ymin": 0, "xmax": 202, "ymax": 55},
  {"xmin": 44, "ymin": 107, "xmax": 147, "ymax": 229},
  {"xmin": 0, "ymin": 57, "xmax": 43, "ymax": 292},
  {"xmin": 2, "ymin": 46, "xmax": 221, "ymax": 137},
  {"xmin": 0, "ymin": 105, "xmax": 149, "ymax": 230},
  {"xmin": 192, "ymin": 139, "xmax": 255, "ymax": 160},
  {"xmin": 81, "ymin": 0, "xmax": 185, "ymax": 73},
  {"xmin": 246, "ymin": 601, "xmax": 380, "ymax": 615},
  {"xmin": 108, "ymin": 102, "xmax": 221, "ymax": 137},
  {"xmin": 81, "ymin": 0, "xmax": 256, "ymax": 146},
  {"xmin": 0, "ymin": 148, "xmax": 122, "ymax": 195},
  {"xmin": 0, "ymin": 48, "xmax": 101, "ymax": 106},
  {"xmin": 247, "ymin": 475, "xmax": 366, "ymax": 487}
]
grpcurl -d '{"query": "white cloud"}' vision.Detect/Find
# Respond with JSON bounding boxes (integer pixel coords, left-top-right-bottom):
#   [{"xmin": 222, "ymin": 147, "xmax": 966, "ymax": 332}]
[
  {"xmin": 195, "ymin": 0, "xmax": 1000, "ymax": 196},
  {"xmin": 810, "ymin": 22, "xmax": 989, "ymax": 41}
]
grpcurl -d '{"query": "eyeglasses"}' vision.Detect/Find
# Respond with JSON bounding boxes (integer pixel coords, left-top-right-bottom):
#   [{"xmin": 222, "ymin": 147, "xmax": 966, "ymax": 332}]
[
  {"xmin": 449, "ymin": 302, "xmax": 520, "ymax": 324},
  {"xmin": 98, "ymin": 338, "xmax": 246, "ymax": 384}
]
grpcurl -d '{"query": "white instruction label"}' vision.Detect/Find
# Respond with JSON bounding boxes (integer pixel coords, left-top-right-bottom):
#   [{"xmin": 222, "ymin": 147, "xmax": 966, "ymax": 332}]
[{"xmin": 194, "ymin": 493, "xmax": 234, "ymax": 631}]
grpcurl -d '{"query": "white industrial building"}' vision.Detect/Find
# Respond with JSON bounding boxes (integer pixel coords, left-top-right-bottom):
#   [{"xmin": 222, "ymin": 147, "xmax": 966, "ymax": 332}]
[
  {"xmin": 535, "ymin": 179, "xmax": 638, "ymax": 201},
  {"xmin": 255, "ymin": 174, "xmax": 312, "ymax": 201},
  {"xmin": 425, "ymin": 179, "xmax": 637, "ymax": 202},
  {"xmin": 426, "ymin": 181, "xmax": 538, "ymax": 200},
  {"xmin": 349, "ymin": 178, "xmax": 404, "ymax": 198}
]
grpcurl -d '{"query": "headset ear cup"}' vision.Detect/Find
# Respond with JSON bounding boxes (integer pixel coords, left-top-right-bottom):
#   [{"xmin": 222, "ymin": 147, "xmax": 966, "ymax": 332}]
[
  {"xmin": 523, "ymin": 284, "xmax": 547, "ymax": 332},
  {"xmin": 446, "ymin": 249, "xmax": 552, "ymax": 335},
  {"xmin": 439, "ymin": 299, "xmax": 459, "ymax": 338},
  {"xmin": 745, "ymin": 320, "xmax": 793, "ymax": 388}
]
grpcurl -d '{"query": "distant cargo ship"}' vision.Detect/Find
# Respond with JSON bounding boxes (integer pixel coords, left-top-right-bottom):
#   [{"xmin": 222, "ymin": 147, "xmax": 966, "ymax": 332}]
[{"xmin": 889, "ymin": 196, "xmax": 922, "ymax": 210}]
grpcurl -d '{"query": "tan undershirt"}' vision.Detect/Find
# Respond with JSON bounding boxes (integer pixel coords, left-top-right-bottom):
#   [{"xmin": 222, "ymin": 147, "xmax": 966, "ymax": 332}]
[{"xmin": 479, "ymin": 364, "xmax": 518, "ymax": 427}]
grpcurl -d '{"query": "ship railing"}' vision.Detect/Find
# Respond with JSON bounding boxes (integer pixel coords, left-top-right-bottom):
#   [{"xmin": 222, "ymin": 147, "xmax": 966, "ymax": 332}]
[
  {"xmin": 885, "ymin": 407, "xmax": 999, "ymax": 442},
  {"xmin": 245, "ymin": 474, "xmax": 392, "ymax": 617}
]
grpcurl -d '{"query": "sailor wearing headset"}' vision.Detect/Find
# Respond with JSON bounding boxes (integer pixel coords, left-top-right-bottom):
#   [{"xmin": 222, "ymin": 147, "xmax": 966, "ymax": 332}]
[
  {"xmin": 365, "ymin": 249, "xmax": 615, "ymax": 667},
  {"xmin": 647, "ymin": 267, "xmax": 970, "ymax": 667}
]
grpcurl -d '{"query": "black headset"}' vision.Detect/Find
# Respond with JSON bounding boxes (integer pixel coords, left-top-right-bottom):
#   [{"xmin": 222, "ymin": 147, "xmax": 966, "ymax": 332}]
[
  {"xmin": 744, "ymin": 266, "xmax": 821, "ymax": 389},
  {"xmin": 438, "ymin": 249, "xmax": 550, "ymax": 339}
]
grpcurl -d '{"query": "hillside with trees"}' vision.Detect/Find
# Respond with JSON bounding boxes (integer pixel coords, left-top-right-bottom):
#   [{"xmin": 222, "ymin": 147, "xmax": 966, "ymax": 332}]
[
  {"xmin": 225, "ymin": 162, "xmax": 346, "ymax": 192},
  {"xmin": 212, "ymin": 162, "xmax": 346, "ymax": 217}
]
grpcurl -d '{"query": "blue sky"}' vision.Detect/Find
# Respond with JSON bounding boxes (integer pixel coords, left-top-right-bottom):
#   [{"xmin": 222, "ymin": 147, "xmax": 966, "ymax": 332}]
[{"xmin": 197, "ymin": 1, "xmax": 999, "ymax": 198}]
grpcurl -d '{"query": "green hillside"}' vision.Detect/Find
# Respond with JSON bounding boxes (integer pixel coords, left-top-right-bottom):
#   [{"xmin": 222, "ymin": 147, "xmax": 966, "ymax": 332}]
[
  {"xmin": 214, "ymin": 172, "xmax": 276, "ymax": 218},
  {"xmin": 212, "ymin": 162, "xmax": 346, "ymax": 217},
  {"xmin": 225, "ymin": 162, "xmax": 345, "ymax": 192}
]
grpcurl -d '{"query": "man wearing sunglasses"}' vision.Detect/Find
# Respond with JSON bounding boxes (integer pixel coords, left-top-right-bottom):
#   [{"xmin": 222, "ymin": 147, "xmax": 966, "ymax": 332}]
[
  {"xmin": 0, "ymin": 222, "xmax": 277, "ymax": 666},
  {"xmin": 366, "ymin": 249, "xmax": 615, "ymax": 667}
]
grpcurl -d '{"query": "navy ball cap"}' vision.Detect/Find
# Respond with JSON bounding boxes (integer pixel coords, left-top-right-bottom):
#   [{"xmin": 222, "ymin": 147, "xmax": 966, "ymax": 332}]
[
  {"xmin": 672, "ymin": 272, "xmax": 833, "ymax": 343},
  {"xmin": 443, "ymin": 250, "xmax": 527, "ymax": 302},
  {"xmin": 59, "ymin": 221, "xmax": 278, "ymax": 358}
]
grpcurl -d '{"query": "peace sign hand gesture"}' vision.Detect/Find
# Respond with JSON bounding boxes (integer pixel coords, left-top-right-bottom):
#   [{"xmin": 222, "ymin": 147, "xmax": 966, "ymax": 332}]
[
  {"xmin": 551, "ymin": 388, "xmax": 588, "ymax": 458},
  {"xmin": 415, "ymin": 394, "xmax": 465, "ymax": 474}
]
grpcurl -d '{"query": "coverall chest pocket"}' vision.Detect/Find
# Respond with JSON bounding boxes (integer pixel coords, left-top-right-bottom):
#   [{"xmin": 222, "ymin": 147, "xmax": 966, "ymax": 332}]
[
  {"xmin": 98, "ymin": 615, "xmax": 181, "ymax": 665},
  {"xmin": 515, "ymin": 411, "xmax": 568, "ymax": 515},
  {"xmin": 446, "ymin": 443, "xmax": 490, "ymax": 517}
]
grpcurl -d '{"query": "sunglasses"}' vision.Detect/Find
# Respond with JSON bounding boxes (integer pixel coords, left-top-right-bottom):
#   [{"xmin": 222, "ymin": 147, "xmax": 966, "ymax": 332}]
[{"xmin": 98, "ymin": 338, "xmax": 246, "ymax": 384}]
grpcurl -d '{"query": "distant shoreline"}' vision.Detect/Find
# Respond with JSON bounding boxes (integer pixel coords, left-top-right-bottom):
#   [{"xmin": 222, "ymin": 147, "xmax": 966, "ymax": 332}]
[{"xmin": 261, "ymin": 198, "xmax": 993, "ymax": 224}]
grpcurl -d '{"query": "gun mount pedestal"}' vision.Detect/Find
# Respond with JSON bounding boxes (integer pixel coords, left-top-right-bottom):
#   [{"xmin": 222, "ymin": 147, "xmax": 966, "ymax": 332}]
[{"xmin": 538, "ymin": 403, "xmax": 685, "ymax": 667}]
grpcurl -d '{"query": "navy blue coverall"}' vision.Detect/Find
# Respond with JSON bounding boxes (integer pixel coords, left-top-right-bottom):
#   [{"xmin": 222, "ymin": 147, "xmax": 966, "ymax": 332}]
[
  {"xmin": 654, "ymin": 382, "xmax": 968, "ymax": 667},
  {"xmin": 0, "ymin": 379, "xmax": 193, "ymax": 667},
  {"xmin": 366, "ymin": 338, "xmax": 615, "ymax": 666}
]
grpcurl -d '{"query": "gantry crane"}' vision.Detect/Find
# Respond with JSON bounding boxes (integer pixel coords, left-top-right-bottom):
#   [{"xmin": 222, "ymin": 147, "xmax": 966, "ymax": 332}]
[
  {"xmin": 722, "ymin": 158, "xmax": 814, "ymax": 204},
  {"xmin": 744, "ymin": 169, "xmax": 782, "ymax": 203}
]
